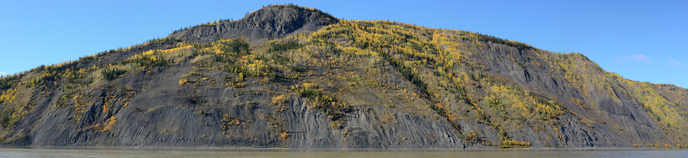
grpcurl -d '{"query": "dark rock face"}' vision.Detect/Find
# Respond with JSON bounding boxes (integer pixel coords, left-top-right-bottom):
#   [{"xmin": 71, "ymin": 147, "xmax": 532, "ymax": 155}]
[
  {"xmin": 23, "ymin": 61, "xmax": 464, "ymax": 148},
  {"xmin": 169, "ymin": 6, "xmax": 338, "ymax": 45}
]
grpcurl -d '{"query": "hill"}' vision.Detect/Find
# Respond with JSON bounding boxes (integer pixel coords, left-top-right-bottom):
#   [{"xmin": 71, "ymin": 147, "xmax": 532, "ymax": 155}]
[{"xmin": 0, "ymin": 4, "xmax": 686, "ymax": 148}]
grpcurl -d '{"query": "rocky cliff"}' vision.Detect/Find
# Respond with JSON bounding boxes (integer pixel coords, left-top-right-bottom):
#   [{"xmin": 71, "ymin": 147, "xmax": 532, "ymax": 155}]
[
  {"xmin": 168, "ymin": 5, "xmax": 337, "ymax": 45},
  {"xmin": 0, "ymin": 4, "xmax": 686, "ymax": 149}
]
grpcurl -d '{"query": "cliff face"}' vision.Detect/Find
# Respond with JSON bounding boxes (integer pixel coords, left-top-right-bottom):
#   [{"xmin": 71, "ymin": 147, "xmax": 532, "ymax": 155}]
[{"xmin": 0, "ymin": 4, "xmax": 686, "ymax": 148}]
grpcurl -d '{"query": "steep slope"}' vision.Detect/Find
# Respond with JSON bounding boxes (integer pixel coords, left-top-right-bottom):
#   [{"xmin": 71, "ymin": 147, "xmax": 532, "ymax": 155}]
[{"xmin": 0, "ymin": 4, "xmax": 686, "ymax": 148}]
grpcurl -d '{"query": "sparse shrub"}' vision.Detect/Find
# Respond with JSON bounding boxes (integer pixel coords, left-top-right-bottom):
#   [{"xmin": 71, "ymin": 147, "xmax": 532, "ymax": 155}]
[
  {"xmin": 330, "ymin": 122, "xmax": 341, "ymax": 129},
  {"xmin": 181, "ymin": 71, "xmax": 203, "ymax": 78},
  {"xmin": 501, "ymin": 139, "xmax": 531, "ymax": 148},
  {"xmin": 280, "ymin": 131, "xmax": 290, "ymax": 140},
  {"xmin": 296, "ymin": 84, "xmax": 321, "ymax": 99},
  {"xmin": 1, "ymin": 115, "xmax": 11, "ymax": 128},
  {"xmin": 222, "ymin": 114, "xmax": 243, "ymax": 131},
  {"xmin": 272, "ymin": 95, "xmax": 289, "ymax": 106},
  {"xmin": 178, "ymin": 79, "xmax": 189, "ymax": 86},
  {"xmin": 290, "ymin": 51, "xmax": 311, "ymax": 72},
  {"xmin": 465, "ymin": 131, "xmax": 480, "ymax": 143},
  {"xmin": 102, "ymin": 116, "xmax": 117, "ymax": 132},
  {"xmin": 291, "ymin": 83, "xmax": 346, "ymax": 120},
  {"xmin": 233, "ymin": 82, "xmax": 247, "ymax": 88}
]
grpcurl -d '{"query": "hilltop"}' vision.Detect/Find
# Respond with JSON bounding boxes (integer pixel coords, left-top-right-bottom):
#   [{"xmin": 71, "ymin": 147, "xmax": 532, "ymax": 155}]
[
  {"xmin": 0, "ymin": 4, "xmax": 686, "ymax": 148},
  {"xmin": 168, "ymin": 4, "xmax": 337, "ymax": 45}
]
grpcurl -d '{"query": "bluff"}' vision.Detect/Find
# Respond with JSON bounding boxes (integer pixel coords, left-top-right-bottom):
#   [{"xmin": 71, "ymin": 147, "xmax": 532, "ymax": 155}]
[{"xmin": 0, "ymin": 4, "xmax": 686, "ymax": 148}]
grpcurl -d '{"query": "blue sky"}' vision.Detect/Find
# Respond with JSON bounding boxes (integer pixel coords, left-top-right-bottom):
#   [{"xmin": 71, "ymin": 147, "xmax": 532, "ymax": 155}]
[{"xmin": 1, "ymin": 0, "xmax": 686, "ymax": 88}]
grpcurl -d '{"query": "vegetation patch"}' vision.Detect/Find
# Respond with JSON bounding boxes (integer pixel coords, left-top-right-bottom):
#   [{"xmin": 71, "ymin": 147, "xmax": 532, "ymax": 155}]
[
  {"xmin": 102, "ymin": 67, "xmax": 126, "ymax": 81},
  {"xmin": 500, "ymin": 139, "xmax": 531, "ymax": 148}
]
